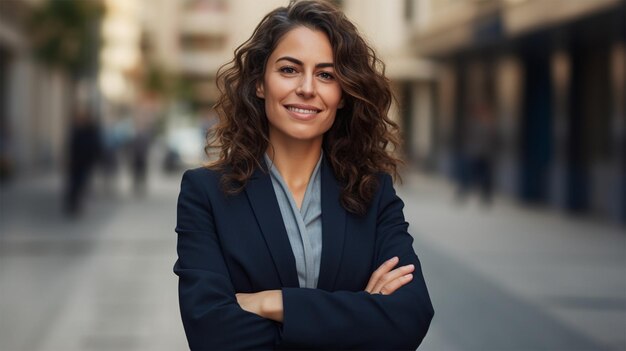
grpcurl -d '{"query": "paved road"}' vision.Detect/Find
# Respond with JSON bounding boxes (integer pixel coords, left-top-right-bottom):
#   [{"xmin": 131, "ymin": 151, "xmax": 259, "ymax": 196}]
[
  {"xmin": 0, "ymin": 168, "xmax": 624, "ymax": 350},
  {"xmin": 401, "ymin": 173, "xmax": 625, "ymax": 351}
]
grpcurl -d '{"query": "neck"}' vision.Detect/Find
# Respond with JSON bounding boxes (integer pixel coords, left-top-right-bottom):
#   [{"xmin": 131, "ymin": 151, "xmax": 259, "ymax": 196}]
[{"xmin": 266, "ymin": 135, "xmax": 322, "ymax": 192}]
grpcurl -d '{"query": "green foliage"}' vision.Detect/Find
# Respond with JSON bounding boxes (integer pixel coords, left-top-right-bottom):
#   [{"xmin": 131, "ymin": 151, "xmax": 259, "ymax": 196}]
[
  {"xmin": 141, "ymin": 62, "xmax": 195, "ymax": 103},
  {"xmin": 28, "ymin": 0, "xmax": 104, "ymax": 77},
  {"xmin": 144, "ymin": 63, "xmax": 168, "ymax": 95}
]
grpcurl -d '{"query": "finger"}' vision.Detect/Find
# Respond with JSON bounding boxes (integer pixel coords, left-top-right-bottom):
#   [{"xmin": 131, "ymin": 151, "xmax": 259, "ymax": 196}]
[
  {"xmin": 365, "ymin": 256, "xmax": 398, "ymax": 292},
  {"xmin": 372, "ymin": 264, "xmax": 414, "ymax": 293},
  {"xmin": 379, "ymin": 274, "xmax": 413, "ymax": 296},
  {"xmin": 235, "ymin": 293, "xmax": 248, "ymax": 306},
  {"xmin": 373, "ymin": 264, "xmax": 414, "ymax": 293}
]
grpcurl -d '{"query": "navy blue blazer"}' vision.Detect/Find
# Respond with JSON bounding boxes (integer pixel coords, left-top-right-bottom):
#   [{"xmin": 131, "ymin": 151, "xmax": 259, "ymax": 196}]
[{"xmin": 174, "ymin": 158, "xmax": 433, "ymax": 350}]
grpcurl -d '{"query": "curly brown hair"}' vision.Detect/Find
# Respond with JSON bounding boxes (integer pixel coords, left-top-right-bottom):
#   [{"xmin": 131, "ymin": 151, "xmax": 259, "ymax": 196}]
[{"xmin": 207, "ymin": 0, "xmax": 402, "ymax": 215}]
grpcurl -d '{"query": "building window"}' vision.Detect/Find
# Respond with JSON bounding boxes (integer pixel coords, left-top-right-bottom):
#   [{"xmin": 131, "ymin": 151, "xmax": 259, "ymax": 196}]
[
  {"xmin": 180, "ymin": 34, "xmax": 226, "ymax": 51},
  {"xmin": 404, "ymin": 0, "xmax": 414, "ymax": 22},
  {"xmin": 184, "ymin": 0, "xmax": 227, "ymax": 12}
]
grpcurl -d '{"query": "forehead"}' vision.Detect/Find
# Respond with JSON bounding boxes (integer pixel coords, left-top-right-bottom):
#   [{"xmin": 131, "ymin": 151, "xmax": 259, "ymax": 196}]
[{"xmin": 269, "ymin": 26, "xmax": 334, "ymax": 63}]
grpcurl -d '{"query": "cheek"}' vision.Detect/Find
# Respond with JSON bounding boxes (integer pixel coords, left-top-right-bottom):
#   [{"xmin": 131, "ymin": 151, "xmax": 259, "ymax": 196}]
[
  {"xmin": 263, "ymin": 81, "xmax": 285, "ymax": 117},
  {"xmin": 324, "ymin": 86, "xmax": 343, "ymax": 108},
  {"xmin": 264, "ymin": 77, "xmax": 292, "ymax": 101},
  {"xmin": 321, "ymin": 112, "xmax": 337, "ymax": 132},
  {"xmin": 265, "ymin": 106, "xmax": 281, "ymax": 130}
]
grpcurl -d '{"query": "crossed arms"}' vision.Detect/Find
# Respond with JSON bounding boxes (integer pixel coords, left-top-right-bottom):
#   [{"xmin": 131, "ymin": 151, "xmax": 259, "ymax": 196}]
[{"xmin": 174, "ymin": 170, "xmax": 434, "ymax": 349}]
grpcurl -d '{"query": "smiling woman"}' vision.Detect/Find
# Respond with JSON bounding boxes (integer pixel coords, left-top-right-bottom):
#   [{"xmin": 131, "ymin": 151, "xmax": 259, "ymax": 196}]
[{"xmin": 174, "ymin": 0, "xmax": 434, "ymax": 349}]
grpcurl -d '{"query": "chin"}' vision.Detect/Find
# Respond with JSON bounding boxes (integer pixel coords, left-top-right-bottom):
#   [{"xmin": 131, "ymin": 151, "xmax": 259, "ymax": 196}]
[
  {"xmin": 275, "ymin": 129, "xmax": 321, "ymax": 142},
  {"xmin": 288, "ymin": 133, "xmax": 322, "ymax": 141},
  {"xmin": 269, "ymin": 121, "xmax": 333, "ymax": 144}
]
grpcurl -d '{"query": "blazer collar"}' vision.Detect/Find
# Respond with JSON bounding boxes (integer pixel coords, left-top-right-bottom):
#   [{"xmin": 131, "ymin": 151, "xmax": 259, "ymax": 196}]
[
  {"xmin": 246, "ymin": 164, "xmax": 300, "ymax": 288},
  {"xmin": 245, "ymin": 155, "xmax": 346, "ymax": 290}
]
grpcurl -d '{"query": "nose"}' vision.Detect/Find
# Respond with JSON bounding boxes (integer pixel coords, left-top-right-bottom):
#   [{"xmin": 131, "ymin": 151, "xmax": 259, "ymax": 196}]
[{"xmin": 296, "ymin": 74, "xmax": 315, "ymax": 98}]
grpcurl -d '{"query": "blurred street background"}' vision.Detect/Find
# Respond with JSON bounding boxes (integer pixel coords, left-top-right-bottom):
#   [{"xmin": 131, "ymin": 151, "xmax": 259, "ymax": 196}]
[{"xmin": 0, "ymin": 0, "xmax": 624, "ymax": 350}]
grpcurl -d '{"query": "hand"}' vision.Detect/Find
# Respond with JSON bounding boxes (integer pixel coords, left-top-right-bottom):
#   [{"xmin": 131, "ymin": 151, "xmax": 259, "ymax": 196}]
[
  {"xmin": 236, "ymin": 290, "xmax": 284, "ymax": 322},
  {"xmin": 365, "ymin": 256, "xmax": 414, "ymax": 295}
]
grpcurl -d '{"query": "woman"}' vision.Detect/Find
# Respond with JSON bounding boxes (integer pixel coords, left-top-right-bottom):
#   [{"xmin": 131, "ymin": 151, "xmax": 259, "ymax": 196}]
[{"xmin": 174, "ymin": 1, "xmax": 434, "ymax": 349}]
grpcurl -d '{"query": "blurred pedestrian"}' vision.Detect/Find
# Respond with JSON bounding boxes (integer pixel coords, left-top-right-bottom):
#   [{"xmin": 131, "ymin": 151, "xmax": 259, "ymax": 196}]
[
  {"xmin": 130, "ymin": 128, "xmax": 151, "ymax": 196},
  {"xmin": 0, "ymin": 122, "xmax": 13, "ymax": 183},
  {"xmin": 100, "ymin": 118, "xmax": 124, "ymax": 194},
  {"xmin": 130, "ymin": 103, "xmax": 156, "ymax": 196},
  {"xmin": 64, "ymin": 105, "xmax": 101, "ymax": 216},
  {"xmin": 458, "ymin": 102, "xmax": 496, "ymax": 205},
  {"xmin": 173, "ymin": 1, "xmax": 433, "ymax": 349}
]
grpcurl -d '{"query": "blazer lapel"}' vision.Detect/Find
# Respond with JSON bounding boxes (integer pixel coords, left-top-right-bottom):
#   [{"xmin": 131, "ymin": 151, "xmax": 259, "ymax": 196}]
[
  {"xmin": 317, "ymin": 158, "xmax": 346, "ymax": 290},
  {"xmin": 245, "ymin": 167, "xmax": 300, "ymax": 288}
]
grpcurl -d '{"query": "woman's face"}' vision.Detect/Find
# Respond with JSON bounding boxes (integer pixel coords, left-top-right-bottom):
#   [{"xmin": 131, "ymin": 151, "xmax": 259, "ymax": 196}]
[{"xmin": 257, "ymin": 26, "xmax": 343, "ymax": 146}]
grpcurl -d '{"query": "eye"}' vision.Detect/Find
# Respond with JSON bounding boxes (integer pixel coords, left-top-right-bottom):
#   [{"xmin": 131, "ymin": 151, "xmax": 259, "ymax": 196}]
[
  {"xmin": 279, "ymin": 66, "xmax": 297, "ymax": 74},
  {"xmin": 318, "ymin": 71, "xmax": 335, "ymax": 80}
]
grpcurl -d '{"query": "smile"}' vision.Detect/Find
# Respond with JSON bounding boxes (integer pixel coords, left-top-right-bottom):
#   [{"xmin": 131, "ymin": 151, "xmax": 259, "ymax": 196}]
[{"xmin": 285, "ymin": 106, "xmax": 320, "ymax": 114}]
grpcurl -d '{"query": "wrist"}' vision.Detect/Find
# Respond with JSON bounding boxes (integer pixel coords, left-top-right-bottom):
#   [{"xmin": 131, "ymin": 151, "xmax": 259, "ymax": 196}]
[{"xmin": 261, "ymin": 290, "xmax": 283, "ymax": 322}]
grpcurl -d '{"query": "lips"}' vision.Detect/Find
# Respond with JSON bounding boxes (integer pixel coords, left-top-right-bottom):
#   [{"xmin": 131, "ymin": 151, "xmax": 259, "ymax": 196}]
[
  {"xmin": 284, "ymin": 104, "xmax": 321, "ymax": 112},
  {"xmin": 284, "ymin": 104, "xmax": 322, "ymax": 121},
  {"xmin": 287, "ymin": 106, "xmax": 318, "ymax": 114}
]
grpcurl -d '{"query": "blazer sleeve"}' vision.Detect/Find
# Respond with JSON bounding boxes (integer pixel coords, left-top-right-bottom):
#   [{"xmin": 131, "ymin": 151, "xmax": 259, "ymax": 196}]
[
  {"xmin": 279, "ymin": 174, "xmax": 434, "ymax": 350},
  {"xmin": 174, "ymin": 169, "xmax": 281, "ymax": 350}
]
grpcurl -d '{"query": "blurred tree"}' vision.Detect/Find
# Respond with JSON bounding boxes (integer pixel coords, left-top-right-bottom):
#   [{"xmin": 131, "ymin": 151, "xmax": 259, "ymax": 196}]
[
  {"xmin": 140, "ymin": 62, "xmax": 194, "ymax": 103},
  {"xmin": 138, "ymin": 62, "xmax": 195, "ymax": 136},
  {"xmin": 28, "ymin": 0, "xmax": 103, "ymax": 79},
  {"xmin": 143, "ymin": 64, "xmax": 169, "ymax": 97}
]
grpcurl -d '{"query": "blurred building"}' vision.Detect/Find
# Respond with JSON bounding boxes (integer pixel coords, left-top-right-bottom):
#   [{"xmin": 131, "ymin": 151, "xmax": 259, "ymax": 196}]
[
  {"xmin": 139, "ymin": 0, "xmax": 285, "ymax": 111},
  {"xmin": 100, "ymin": 0, "xmax": 142, "ymax": 105},
  {"xmin": 342, "ymin": 0, "xmax": 438, "ymax": 166},
  {"xmin": 0, "ymin": 0, "xmax": 72, "ymax": 178},
  {"xmin": 412, "ymin": 0, "xmax": 625, "ymax": 222},
  {"xmin": 1, "ymin": 0, "xmax": 103, "ymax": 182}
]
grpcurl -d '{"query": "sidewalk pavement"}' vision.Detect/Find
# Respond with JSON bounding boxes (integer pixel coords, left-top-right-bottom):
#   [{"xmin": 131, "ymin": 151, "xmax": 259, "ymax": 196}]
[
  {"xmin": 0, "ymin": 169, "xmax": 188, "ymax": 351},
  {"xmin": 398, "ymin": 171, "xmax": 626, "ymax": 350}
]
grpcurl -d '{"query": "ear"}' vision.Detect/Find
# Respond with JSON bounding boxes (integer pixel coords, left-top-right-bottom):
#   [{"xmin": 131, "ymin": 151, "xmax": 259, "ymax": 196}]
[
  {"xmin": 337, "ymin": 98, "xmax": 345, "ymax": 109},
  {"xmin": 256, "ymin": 82, "xmax": 265, "ymax": 99}
]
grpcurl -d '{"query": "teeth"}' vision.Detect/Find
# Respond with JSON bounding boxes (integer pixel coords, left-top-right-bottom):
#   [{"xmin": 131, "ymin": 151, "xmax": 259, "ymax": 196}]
[{"xmin": 287, "ymin": 106, "xmax": 318, "ymax": 114}]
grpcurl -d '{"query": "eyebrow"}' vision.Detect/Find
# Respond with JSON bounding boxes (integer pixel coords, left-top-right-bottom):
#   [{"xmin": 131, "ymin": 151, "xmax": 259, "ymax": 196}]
[{"xmin": 275, "ymin": 56, "xmax": 334, "ymax": 68}]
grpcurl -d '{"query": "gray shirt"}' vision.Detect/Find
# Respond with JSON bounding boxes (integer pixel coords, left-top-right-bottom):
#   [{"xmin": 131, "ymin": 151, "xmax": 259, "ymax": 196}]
[{"xmin": 264, "ymin": 153, "xmax": 323, "ymax": 289}]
